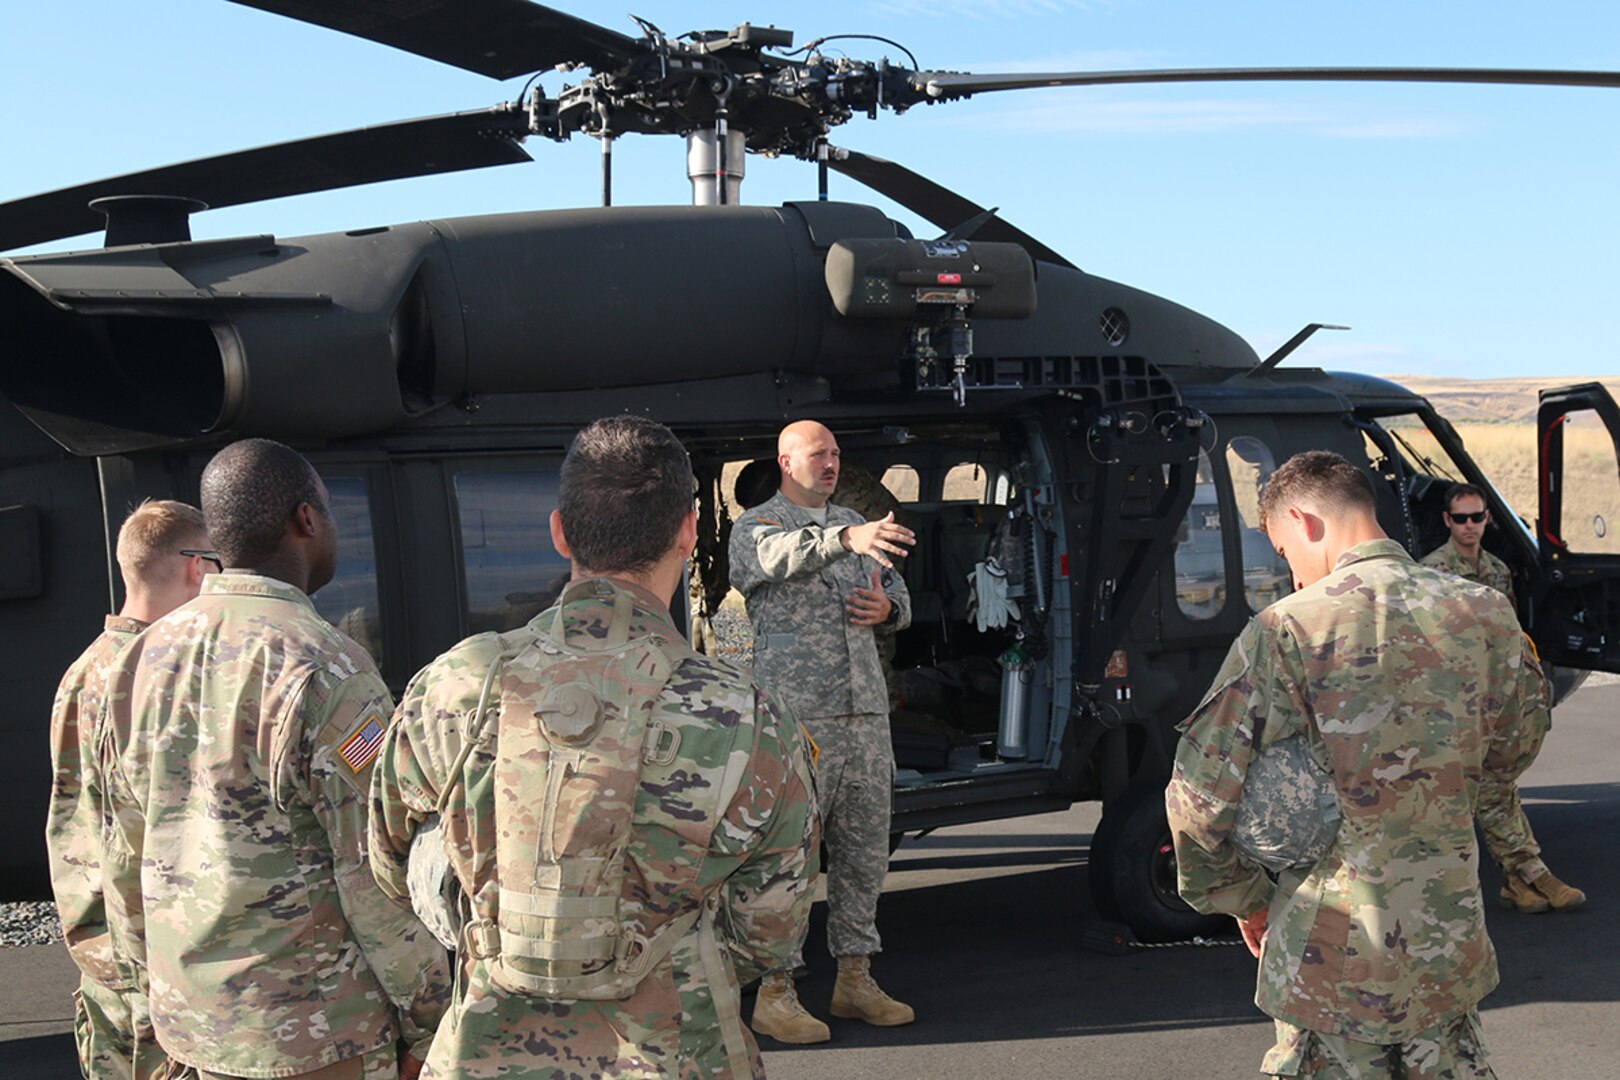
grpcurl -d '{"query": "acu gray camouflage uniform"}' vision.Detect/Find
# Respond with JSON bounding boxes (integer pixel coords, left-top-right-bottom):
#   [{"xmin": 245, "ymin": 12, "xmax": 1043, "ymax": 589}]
[
  {"xmin": 99, "ymin": 572, "xmax": 451, "ymax": 1078},
  {"xmin": 1421, "ymin": 537, "xmax": 1551, "ymax": 883},
  {"xmin": 369, "ymin": 577, "xmax": 818, "ymax": 1079},
  {"xmin": 1168, "ymin": 541, "xmax": 1547, "ymax": 1076},
  {"xmin": 729, "ymin": 490, "xmax": 911, "ymax": 965},
  {"xmin": 48, "ymin": 614, "xmax": 170, "ymax": 1079}
]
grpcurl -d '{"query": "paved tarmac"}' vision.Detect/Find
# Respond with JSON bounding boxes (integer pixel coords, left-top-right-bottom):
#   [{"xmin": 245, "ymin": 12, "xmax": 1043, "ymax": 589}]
[{"xmin": 5, "ymin": 685, "xmax": 1615, "ymax": 1079}]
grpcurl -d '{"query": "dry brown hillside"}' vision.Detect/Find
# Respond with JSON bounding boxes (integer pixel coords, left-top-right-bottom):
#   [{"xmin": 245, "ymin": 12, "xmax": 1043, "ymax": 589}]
[{"xmin": 1388, "ymin": 375, "xmax": 1620, "ymax": 425}]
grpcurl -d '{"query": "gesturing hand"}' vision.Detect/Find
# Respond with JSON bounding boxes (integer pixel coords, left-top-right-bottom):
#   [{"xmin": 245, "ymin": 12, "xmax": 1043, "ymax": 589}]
[
  {"xmin": 839, "ymin": 512, "xmax": 915, "ymax": 569},
  {"xmin": 847, "ymin": 568, "xmax": 893, "ymax": 626}
]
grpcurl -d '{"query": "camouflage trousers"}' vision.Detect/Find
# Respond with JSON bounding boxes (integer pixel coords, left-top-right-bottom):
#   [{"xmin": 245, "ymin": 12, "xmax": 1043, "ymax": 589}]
[
  {"xmin": 73, "ymin": 977, "xmax": 170, "ymax": 1080},
  {"xmin": 781, "ymin": 712, "xmax": 894, "ymax": 968},
  {"xmin": 1475, "ymin": 704, "xmax": 1552, "ymax": 882},
  {"xmin": 1263, "ymin": 1009, "xmax": 1495, "ymax": 1079},
  {"xmin": 186, "ymin": 1043, "xmax": 397, "ymax": 1080}
]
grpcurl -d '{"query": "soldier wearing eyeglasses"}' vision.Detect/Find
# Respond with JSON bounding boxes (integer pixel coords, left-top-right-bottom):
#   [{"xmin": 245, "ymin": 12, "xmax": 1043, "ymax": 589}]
[
  {"xmin": 1421, "ymin": 481, "xmax": 1585, "ymax": 915},
  {"xmin": 47, "ymin": 499, "xmax": 215, "ymax": 1079}
]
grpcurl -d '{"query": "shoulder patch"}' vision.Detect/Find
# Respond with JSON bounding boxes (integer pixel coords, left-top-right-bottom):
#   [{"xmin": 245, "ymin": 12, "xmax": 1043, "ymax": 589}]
[{"xmin": 337, "ymin": 711, "xmax": 388, "ymax": 773}]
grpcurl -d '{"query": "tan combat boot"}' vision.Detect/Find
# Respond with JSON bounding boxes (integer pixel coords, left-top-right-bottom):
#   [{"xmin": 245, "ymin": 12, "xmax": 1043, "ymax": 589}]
[
  {"xmin": 830, "ymin": 955, "xmax": 915, "ymax": 1027},
  {"xmin": 1527, "ymin": 870, "xmax": 1586, "ymax": 911},
  {"xmin": 1501, "ymin": 869, "xmax": 1586, "ymax": 913},
  {"xmin": 752, "ymin": 973, "xmax": 831, "ymax": 1044}
]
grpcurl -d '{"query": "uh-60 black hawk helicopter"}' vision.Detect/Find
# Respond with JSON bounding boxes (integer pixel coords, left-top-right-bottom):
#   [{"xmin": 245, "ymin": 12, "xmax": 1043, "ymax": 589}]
[{"xmin": 4, "ymin": 0, "xmax": 1620, "ymax": 944}]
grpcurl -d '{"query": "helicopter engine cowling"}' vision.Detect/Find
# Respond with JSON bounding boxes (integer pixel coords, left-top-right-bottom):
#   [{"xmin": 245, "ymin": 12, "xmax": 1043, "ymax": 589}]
[{"xmin": 0, "ymin": 202, "xmax": 933, "ymax": 455}]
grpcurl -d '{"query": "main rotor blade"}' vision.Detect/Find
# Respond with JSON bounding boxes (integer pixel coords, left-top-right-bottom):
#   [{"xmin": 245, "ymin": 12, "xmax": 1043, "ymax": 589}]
[
  {"xmin": 0, "ymin": 107, "xmax": 532, "ymax": 252},
  {"xmin": 227, "ymin": 0, "xmax": 643, "ymax": 79},
  {"xmin": 827, "ymin": 149, "xmax": 1075, "ymax": 270},
  {"xmin": 918, "ymin": 66, "xmax": 1620, "ymax": 99}
]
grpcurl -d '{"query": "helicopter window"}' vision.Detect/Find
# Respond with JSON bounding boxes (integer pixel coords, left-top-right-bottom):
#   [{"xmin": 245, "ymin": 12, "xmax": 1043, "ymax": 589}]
[
  {"xmin": 881, "ymin": 464, "xmax": 920, "ymax": 503},
  {"xmin": 455, "ymin": 471, "xmax": 569, "ymax": 634},
  {"xmin": 310, "ymin": 476, "xmax": 385, "ymax": 668},
  {"xmin": 1225, "ymin": 436, "xmax": 1292, "ymax": 612},
  {"xmin": 1371, "ymin": 415, "xmax": 1471, "ymax": 557},
  {"xmin": 942, "ymin": 461, "xmax": 1012, "ymax": 505},
  {"xmin": 1174, "ymin": 450, "xmax": 1225, "ymax": 621},
  {"xmin": 1548, "ymin": 409, "xmax": 1620, "ymax": 556}
]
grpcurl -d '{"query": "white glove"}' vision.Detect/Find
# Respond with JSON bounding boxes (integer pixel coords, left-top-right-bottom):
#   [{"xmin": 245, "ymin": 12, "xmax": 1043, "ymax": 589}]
[{"xmin": 968, "ymin": 558, "xmax": 1021, "ymax": 632}]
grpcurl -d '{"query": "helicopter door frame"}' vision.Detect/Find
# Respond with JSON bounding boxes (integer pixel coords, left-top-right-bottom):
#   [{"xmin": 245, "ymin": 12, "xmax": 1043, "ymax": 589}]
[{"xmin": 1530, "ymin": 382, "xmax": 1620, "ymax": 673}]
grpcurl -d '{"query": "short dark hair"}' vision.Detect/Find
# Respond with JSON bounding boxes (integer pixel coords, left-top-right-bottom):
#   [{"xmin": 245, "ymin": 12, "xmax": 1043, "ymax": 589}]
[
  {"xmin": 558, "ymin": 416, "xmax": 694, "ymax": 575},
  {"xmin": 1444, "ymin": 482, "xmax": 1487, "ymax": 512},
  {"xmin": 201, "ymin": 439, "xmax": 324, "ymax": 567},
  {"xmin": 1258, "ymin": 450, "xmax": 1376, "ymax": 531}
]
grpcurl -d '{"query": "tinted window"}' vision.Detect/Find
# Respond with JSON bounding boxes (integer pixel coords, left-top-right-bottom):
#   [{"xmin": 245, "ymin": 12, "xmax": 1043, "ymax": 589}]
[
  {"xmin": 312, "ymin": 475, "xmax": 385, "ymax": 668},
  {"xmin": 943, "ymin": 462, "xmax": 987, "ymax": 501},
  {"xmin": 1551, "ymin": 409, "xmax": 1620, "ymax": 555},
  {"xmin": 456, "ymin": 471, "xmax": 569, "ymax": 633},
  {"xmin": 1225, "ymin": 436, "xmax": 1292, "ymax": 611},
  {"xmin": 1174, "ymin": 450, "xmax": 1225, "ymax": 620}
]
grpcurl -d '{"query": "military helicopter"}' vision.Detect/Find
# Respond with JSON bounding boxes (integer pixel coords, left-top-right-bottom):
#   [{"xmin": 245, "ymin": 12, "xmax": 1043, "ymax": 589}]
[{"xmin": 4, "ymin": 0, "xmax": 1620, "ymax": 943}]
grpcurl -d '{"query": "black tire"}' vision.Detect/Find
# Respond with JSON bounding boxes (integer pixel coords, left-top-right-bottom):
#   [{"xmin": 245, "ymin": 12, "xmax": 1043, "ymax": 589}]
[{"xmin": 1088, "ymin": 782, "xmax": 1226, "ymax": 943}]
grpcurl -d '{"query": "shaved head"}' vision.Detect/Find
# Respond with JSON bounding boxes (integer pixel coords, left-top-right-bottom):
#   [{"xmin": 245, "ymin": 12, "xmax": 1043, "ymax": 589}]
[{"xmin": 777, "ymin": 420, "xmax": 841, "ymax": 508}]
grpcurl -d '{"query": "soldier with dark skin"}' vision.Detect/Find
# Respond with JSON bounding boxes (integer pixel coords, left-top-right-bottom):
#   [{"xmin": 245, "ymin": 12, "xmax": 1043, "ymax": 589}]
[
  {"xmin": 48, "ymin": 499, "xmax": 215, "ymax": 1079},
  {"xmin": 99, "ymin": 440, "xmax": 451, "ymax": 1080},
  {"xmin": 1168, "ymin": 451, "xmax": 1548, "ymax": 1079},
  {"xmin": 730, "ymin": 420, "xmax": 917, "ymax": 1044},
  {"xmin": 370, "ymin": 416, "xmax": 818, "ymax": 1077},
  {"xmin": 1420, "ymin": 482, "xmax": 1584, "ymax": 913}
]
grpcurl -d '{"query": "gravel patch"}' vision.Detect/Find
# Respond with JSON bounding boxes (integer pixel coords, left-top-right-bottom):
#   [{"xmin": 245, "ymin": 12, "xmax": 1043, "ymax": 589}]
[{"xmin": 1, "ymin": 901, "xmax": 63, "ymax": 948}]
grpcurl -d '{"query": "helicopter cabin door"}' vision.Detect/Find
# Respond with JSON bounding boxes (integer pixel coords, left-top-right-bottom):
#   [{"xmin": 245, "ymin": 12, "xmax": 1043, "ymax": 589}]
[{"xmin": 1531, "ymin": 382, "xmax": 1620, "ymax": 672}]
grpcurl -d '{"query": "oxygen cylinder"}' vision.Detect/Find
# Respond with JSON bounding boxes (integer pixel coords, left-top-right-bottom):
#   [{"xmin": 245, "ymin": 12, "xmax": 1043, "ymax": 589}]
[{"xmin": 998, "ymin": 644, "xmax": 1033, "ymax": 760}]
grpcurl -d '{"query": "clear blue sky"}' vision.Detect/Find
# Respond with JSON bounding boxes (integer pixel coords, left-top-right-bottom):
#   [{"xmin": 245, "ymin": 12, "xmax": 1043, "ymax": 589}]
[{"xmin": 4, "ymin": 0, "xmax": 1618, "ymax": 380}]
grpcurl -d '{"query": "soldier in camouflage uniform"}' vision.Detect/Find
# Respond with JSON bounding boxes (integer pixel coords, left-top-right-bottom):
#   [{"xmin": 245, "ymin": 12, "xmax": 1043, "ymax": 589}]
[
  {"xmin": 48, "ymin": 499, "xmax": 214, "ymax": 1079},
  {"xmin": 730, "ymin": 420, "xmax": 917, "ymax": 1044},
  {"xmin": 1168, "ymin": 451, "xmax": 1549, "ymax": 1079},
  {"xmin": 99, "ymin": 440, "xmax": 451, "ymax": 1080},
  {"xmin": 369, "ymin": 415, "xmax": 818, "ymax": 1078},
  {"xmin": 1419, "ymin": 482, "xmax": 1584, "ymax": 914}
]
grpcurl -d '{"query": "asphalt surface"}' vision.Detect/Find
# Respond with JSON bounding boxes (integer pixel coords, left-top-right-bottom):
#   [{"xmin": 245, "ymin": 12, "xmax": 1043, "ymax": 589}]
[{"xmin": 5, "ymin": 685, "xmax": 1615, "ymax": 1079}]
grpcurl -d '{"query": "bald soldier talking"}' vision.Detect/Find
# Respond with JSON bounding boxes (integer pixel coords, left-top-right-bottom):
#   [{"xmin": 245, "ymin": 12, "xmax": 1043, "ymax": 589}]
[{"xmin": 730, "ymin": 420, "xmax": 917, "ymax": 1044}]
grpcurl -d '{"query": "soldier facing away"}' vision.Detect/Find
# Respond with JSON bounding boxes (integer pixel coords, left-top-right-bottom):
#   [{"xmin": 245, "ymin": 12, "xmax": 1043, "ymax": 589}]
[
  {"xmin": 729, "ymin": 420, "xmax": 917, "ymax": 1044},
  {"xmin": 1167, "ymin": 451, "xmax": 1549, "ymax": 1079},
  {"xmin": 47, "ymin": 499, "xmax": 215, "ymax": 1079},
  {"xmin": 99, "ymin": 439, "xmax": 451, "ymax": 1080},
  {"xmin": 1420, "ymin": 481, "xmax": 1584, "ymax": 914},
  {"xmin": 369, "ymin": 415, "xmax": 819, "ymax": 1078}
]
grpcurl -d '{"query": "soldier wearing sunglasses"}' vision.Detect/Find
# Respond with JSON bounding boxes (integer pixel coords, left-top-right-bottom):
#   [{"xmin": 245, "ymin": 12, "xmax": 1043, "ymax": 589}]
[
  {"xmin": 1420, "ymin": 483, "xmax": 1515, "ymax": 601},
  {"xmin": 1421, "ymin": 482, "xmax": 1586, "ymax": 915}
]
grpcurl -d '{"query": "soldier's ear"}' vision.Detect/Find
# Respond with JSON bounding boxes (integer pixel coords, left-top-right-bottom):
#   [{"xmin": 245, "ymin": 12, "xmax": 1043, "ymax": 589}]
[
  {"xmin": 676, "ymin": 508, "xmax": 698, "ymax": 559},
  {"xmin": 549, "ymin": 510, "xmax": 574, "ymax": 561}
]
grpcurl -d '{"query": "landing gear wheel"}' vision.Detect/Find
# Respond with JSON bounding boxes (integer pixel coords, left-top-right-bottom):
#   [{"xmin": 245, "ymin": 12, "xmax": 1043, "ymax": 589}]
[{"xmin": 1089, "ymin": 782, "xmax": 1226, "ymax": 943}]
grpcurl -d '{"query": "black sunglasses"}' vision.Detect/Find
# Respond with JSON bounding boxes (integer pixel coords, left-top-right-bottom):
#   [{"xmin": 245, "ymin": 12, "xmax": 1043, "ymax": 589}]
[
  {"xmin": 181, "ymin": 549, "xmax": 224, "ymax": 572},
  {"xmin": 1448, "ymin": 510, "xmax": 1489, "ymax": 525}
]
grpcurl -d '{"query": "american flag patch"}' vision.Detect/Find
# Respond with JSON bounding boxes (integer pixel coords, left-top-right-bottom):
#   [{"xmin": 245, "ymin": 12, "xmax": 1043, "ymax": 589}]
[{"xmin": 338, "ymin": 714, "xmax": 386, "ymax": 773}]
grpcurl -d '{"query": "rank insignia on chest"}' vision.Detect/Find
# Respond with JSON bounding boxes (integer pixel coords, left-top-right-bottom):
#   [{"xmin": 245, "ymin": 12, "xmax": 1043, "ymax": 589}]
[{"xmin": 338, "ymin": 714, "xmax": 387, "ymax": 773}]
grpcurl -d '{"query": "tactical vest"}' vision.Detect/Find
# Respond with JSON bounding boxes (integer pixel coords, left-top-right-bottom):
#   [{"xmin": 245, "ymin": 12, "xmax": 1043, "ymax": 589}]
[{"xmin": 453, "ymin": 581, "xmax": 699, "ymax": 999}]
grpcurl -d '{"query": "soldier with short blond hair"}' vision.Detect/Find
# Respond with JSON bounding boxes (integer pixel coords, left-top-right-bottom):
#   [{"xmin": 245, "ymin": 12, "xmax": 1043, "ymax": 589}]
[
  {"xmin": 49, "ymin": 498, "xmax": 214, "ymax": 1079},
  {"xmin": 1168, "ymin": 449, "xmax": 1548, "ymax": 1078}
]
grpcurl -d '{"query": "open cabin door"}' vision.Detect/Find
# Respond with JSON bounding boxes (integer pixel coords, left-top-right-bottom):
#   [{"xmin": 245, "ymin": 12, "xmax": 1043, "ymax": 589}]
[{"xmin": 1532, "ymin": 382, "xmax": 1620, "ymax": 672}]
